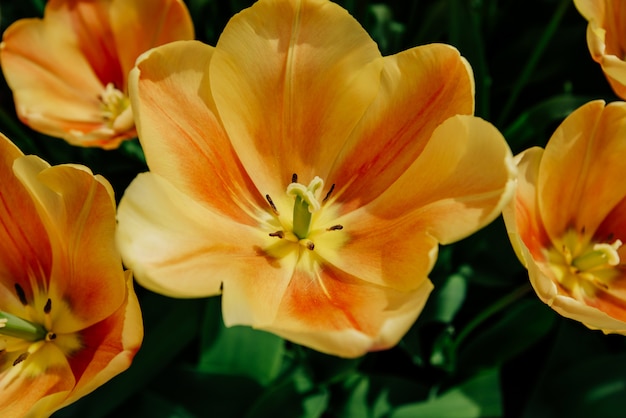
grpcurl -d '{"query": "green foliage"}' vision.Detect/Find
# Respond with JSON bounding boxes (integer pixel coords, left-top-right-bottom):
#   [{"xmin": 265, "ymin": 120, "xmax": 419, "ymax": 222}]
[{"xmin": 1, "ymin": 0, "xmax": 625, "ymax": 417}]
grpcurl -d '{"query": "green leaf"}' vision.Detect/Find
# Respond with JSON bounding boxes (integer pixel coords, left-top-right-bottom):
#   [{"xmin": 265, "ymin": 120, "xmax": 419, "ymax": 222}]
[
  {"xmin": 390, "ymin": 369, "xmax": 502, "ymax": 418},
  {"xmin": 422, "ymin": 272, "xmax": 468, "ymax": 324},
  {"xmin": 198, "ymin": 297, "xmax": 285, "ymax": 386}
]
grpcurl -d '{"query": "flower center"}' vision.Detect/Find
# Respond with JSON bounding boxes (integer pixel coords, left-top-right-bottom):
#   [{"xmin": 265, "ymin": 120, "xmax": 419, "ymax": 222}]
[
  {"xmin": 99, "ymin": 82, "xmax": 130, "ymax": 127},
  {"xmin": 548, "ymin": 229, "xmax": 623, "ymax": 297},
  {"xmin": 0, "ymin": 284, "xmax": 80, "ymax": 372},
  {"xmin": 264, "ymin": 174, "xmax": 346, "ymax": 256}
]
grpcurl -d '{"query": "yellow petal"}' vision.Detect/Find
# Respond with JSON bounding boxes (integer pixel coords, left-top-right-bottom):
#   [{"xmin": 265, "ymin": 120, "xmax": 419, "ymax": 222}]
[
  {"xmin": 117, "ymin": 173, "xmax": 297, "ymax": 326},
  {"xmin": 538, "ymin": 101, "xmax": 626, "ymax": 241},
  {"xmin": 129, "ymin": 40, "xmax": 265, "ymax": 225},
  {"xmin": 13, "ymin": 157, "xmax": 125, "ymax": 333},
  {"xmin": 362, "ymin": 115, "xmax": 516, "ymax": 245},
  {"xmin": 210, "ymin": 0, "xmax": 383, "ymax": 198},
  {"xmin": 328, "ymin": 44, "xmax": 475, "ymax": 212}
]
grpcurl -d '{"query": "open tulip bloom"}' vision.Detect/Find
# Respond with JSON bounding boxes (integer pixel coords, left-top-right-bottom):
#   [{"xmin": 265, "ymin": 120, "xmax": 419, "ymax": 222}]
[
  {"xmin": 117, "ymin": 0, "xmax": 516, "ymax": 358},
  {"xmin": 0, "ymin": 0, "xmax": 194, "ymax": 149},
  {"xmin": 0, "ymin": 133, "xmax": 142, "ymax": 416},
  {"xmin": 504, "ymin": 100, "xmax": 626, "ymax": 334}
]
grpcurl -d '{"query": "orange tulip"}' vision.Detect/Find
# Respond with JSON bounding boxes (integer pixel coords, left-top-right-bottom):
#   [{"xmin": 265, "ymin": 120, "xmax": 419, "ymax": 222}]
[
  {"xmin": 504, "ymin": 100, "xmax": 626, "ymax": 333},
  {"xmin": 574, "ymin": 0, "xmax": 626, "ymax": 99},
  {"xmin": 0, "ymin": 133, "xmax": 142, "ymax": 416},
  {"xmin": 0, "ymin": 0, "xmax": 194, "ymax": 149},
  {"xmin": 117, "ymin": 0, "xmax": 515, "ymax": 358}
]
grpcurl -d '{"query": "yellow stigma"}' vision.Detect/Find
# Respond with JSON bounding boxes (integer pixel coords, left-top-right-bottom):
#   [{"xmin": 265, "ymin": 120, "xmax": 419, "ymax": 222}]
[
  {"xmin": 548, "ymin": 229, "xmax": 622, "ymax": 297},
  {"xmin": 99, "ymin": 82, "xmax": 130, "ymax": 127}
]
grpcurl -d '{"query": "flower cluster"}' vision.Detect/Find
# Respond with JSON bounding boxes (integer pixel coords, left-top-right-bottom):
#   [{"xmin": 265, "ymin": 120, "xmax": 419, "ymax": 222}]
[{"xmin": 1, "ymin": 0, "xmax": 626, "ymax": 415}]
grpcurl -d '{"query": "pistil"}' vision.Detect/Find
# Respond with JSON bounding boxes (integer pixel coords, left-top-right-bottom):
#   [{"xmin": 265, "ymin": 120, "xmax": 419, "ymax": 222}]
[
  {"xmin": 287, "ymin": 176, "xmax": 324, "ymax": 240},
  {"xmin": 0, "ymin": 311, "xmax": 46, "ymax": 342}
]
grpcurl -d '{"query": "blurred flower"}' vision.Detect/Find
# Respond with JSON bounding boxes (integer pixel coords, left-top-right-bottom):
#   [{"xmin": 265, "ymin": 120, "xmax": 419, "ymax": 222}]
[
  {"xmin": 0, "ymin": 0, "xmax": 194, "ymax": 149},
  {"xmin": 575, "ymin": 0, "xmax": 626, "ymax": 99},
  {"xmin": 503, "ymin": 100, "xmax": 626, "ymax": 334},
  {"xmin": 0, "ymin": 133, "xmax": 142, "ymax": 416},
  {"xmin": 117, "ymin": 0, "xmax": 515, "ymax": 358}
]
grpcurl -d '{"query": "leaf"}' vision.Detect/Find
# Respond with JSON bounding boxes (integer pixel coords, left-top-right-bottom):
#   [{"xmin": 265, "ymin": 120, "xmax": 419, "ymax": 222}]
[
  {"xmin": 198, "ymin": 297, "xmax": 285, "ymax": 386},
  {"xmin": 390, "ymin": 368, "xmax": 502, "ymax": 418}
]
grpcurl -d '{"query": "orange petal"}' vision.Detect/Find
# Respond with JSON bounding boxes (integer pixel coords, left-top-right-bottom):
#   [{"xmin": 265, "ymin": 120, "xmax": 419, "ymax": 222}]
[
  {"xmin": 328, "ymin": 44, "xmax": 475, "ymax": 212},
  {"xmin": 210, "ymin": 0, "xmax": 383, "ymax": 199},
  {"xmin": 117, "ymin": 173, "xmax": 297, "ymax": 326},
  {"xmin": 502, "ymin": 147, "xmax": 551, "ymax": 265},
  {"xmin": 13, "ymin": 157, "xmax": 125, "ymax": 332},
  {"xmin": 0, "ymin": 134, "xmax": 52, "ymax": 314},
  {"xmin": 129, "ymin": 40, "xmax": 265, "ymax": 225},
  {"xmin": 110, "ymin": 0, "xmax": 194, "ymax": 82},
  {"xmin": 59, "ymin": 271, "xmax": 142, "ymax": 410},
  {"xmin": 0, "ymin": 11, "xmax": 106, "ymax": 138},
  {"xmin": 538, "ymin": 101, "xmax": 626, "ymax": 241},
  {"xmin": 359, "ymin": 115, "xmax": 515, "ymax": 245},
  {"xmin": 261, "ymin": 257, "xmax": 433, "ymax": 358}
]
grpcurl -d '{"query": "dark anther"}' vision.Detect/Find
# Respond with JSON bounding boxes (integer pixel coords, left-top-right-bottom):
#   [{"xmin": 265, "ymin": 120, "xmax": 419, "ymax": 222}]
[
  {"xmin": 14, "ymin": 284, "xmax": 27, "ymax": 306},
  {"xmin": 292, "ymin": 173, "xmax": 298, "ymax": 183},
  {"xmin": 306, "ymin": 242, "xmax": 315, "ymax": 251},
  {"xmin": 13, "ymin": 352, "xmax": 29, "ymax": 366},
  {"xmin": 46, "ymin": 332, "xmax": 57, "ymax": 341},
  {"xmin": 269, "ymin": 231, "xmax": 285, "ymax": 239},
  {"xmin": 220, "ymin": 282, "xmax": 224, "ymax": 291},
  {"xmin": 327, "ymin": 224, "xmax": 343, "ymax": 231},
  {"xmin": 608, "ymin": 232, "xmax": 615, "ymax": 242},
  {"xmin": 44, "ymin": 298, "xmax": 52, "ymax": 314},
  {"xmin": 265, "ymin": 194, "xmax": 279, "ymax": 215},
  {"xmin": 323, "ymin": 183, "xmax": 336, "ymax": 202}
]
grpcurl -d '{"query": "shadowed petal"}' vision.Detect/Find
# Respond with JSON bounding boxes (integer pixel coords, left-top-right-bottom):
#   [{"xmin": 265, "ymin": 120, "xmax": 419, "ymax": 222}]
[
  {"xmin": 0, "ymin": 134, "xmax": 51, "ymax": 315},
  {"xmin": 210, "ymin": 0, "xmax": 383, "ymax": 198},
  {"xmin": 129, "ymin": 40, "xmax": 265, "ymax": 225},
  {"xmin": 328, "ymin": 44, "xmax": 475, "ymax": 212}
]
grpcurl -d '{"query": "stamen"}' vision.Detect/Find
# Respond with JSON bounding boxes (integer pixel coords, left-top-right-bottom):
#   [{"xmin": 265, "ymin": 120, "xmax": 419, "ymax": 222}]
[
  {"xmin": 292, "ymin": 173, "xmax": 298, "ymax": 183},
  {"xmin": 323, "ymin": 183, "xmax": 335, "ymax": 202},
  {"xmin": 13, "ymin": 352, "xmax": 29, "ymax": 366},
  {"xmin": 269, "ymin": 231, "xmax": 285, "ymax": 239},
  {"xmin": 327, "ymin": 224, "xmax": 343, "ymax": 231},
  {"xmin": 15, "ymin": 284, "xmax": 27, "ymax": 305},
  {"xmin": 265, "ymin": 194, "xmax": 279, "ymax": 215},
  {"xmin": 44, "ymin": 298, "xmax": 52, "ymax": 314},
  {"xmin": 304, "ymin": 240, "xmax": 315, "ymax": 250},
  {"xmin": 45, "ymin": 332, "xmax": 57, "ymax": 342}
]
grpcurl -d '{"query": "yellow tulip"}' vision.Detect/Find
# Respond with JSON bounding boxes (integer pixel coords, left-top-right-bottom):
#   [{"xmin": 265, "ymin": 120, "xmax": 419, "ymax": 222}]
[
  {"xmin": 504, "ymin": 100, "xmax": 626, "ymax": 334},
  {"xmin": 117, "ymin": 0, "xmax": 515, "ymax": 358}
]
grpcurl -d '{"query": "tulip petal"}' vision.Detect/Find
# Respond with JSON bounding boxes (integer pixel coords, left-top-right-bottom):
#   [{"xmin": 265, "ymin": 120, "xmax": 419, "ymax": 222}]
[
  {"xmin": 210, "ymin": 0, "xmax": 383, "ymax": 198},
  {"xmin": 359, "ymin": 115, "xmax": 515, "ymax": 245},
  {"xmin": 110, "ymin": 0, "xmax": 194, "ymax": 81},
  {"xmin": 538, "ymin": 101, "xmax": 626, "ymax": 241},
  {"xmin": 59, "ymin": 271, "xmax": 142, "ymax": 411},
  {"xmin": 328, "ymin": 44, "xmax": 475, "ymax": 212},
  {"xmin": 502, "ymin": 147, "xmax": 551, "ymax": 265},
  {"xmin": 129, "ymin": 40, "xmax": 265, "ymax": 225},
  {"xmin": 117, "ymin": 173, "xmax": 297, "ymax": 325},
  {"xmin": 0, "ymin": 134, "xmax": 52, "ymax": 315},
  {"xmin": 12, "ymin": 157, "xmax": 125, "ymax": 332},
  {"xmin": 0, "ymin": 343, "xmax": 74, "ymax": 417},
  {"xmin": 261, "ymin": 257, "xmax": 433, "ymax": 358}
]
